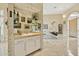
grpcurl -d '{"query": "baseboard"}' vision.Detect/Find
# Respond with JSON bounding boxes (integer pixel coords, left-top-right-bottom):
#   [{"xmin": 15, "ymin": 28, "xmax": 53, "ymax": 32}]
[{"xmin": 26, "ymin": 48, "xmax": 42, "ymax": 56}]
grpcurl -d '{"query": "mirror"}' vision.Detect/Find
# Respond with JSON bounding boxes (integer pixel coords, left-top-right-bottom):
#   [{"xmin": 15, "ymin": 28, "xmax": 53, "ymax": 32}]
[{"xmin": 68, "ymin": 12, "xmax": 79, "ymax": 56}]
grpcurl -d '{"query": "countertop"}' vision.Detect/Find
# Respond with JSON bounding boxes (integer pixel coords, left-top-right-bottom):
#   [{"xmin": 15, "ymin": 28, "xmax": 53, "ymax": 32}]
[{"xmin": 14, "ymin": 32, "xmax": 42, "ymax": 39}]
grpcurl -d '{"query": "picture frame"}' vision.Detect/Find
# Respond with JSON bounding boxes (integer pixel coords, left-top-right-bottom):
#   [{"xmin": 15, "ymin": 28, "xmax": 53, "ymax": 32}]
[
  {"xmin": 32, "ymin": 13, "xmax": 39, "ymax": 20},
  {"xmin": 21, "ymin": 17, "xmax": 25, "ymax": 22},
  {"xmin": 27, "ymin": 17, "xmax": 32, "ymax": 23},
  {"xmin": 14, "ymin": 23, "xmax": 21, "ymax": 28},
  {"xmin": 43, "ymin": 24, "xmax": 48, "ymax": 29},
  {"xmin": 10, "ymin": 11, "xmax": 12, "ymax": 17},
  {"xmin": 58, "ymin": 24, "xmax": 63, "ymax": 34},
  {"xmin": 25, "ymin": 24, "xmax": 30, "ymax": 29}
]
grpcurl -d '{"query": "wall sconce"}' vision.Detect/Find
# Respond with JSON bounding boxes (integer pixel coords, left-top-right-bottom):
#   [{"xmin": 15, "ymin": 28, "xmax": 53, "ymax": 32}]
[{"xmin": 63, "ymin": 15, "xmax": 66, "ymax": 18}]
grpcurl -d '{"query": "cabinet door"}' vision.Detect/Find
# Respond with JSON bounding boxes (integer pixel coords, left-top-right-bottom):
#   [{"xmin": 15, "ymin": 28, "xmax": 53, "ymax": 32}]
[
  {"xmin": 25, "ymin": 36, "xmax": 41, "ymax": 55},
  {"xmin": 26, "ymin": 37, "xmax": 35, "ymax": 55},
  {"xmin": 14, "ymin": 39, "xmax": 25, "ymax": 56},
  {"xmin": 0, "ymin": 42, "xmax": 8, "ymax": 56},
  {"xmin": 35, "ymin": 36, "xmax": 41, "ymax": 50}
]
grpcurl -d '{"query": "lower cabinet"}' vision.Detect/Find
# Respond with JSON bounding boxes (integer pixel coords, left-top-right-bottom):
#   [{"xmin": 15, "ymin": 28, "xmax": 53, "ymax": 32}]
[
  {"xmin": 14, "ymin": 39, "xmax": 25, "ymax": 56},
  {"xmin": 35, "ymin": 36, "xmax": 41, "ymax": 50},
  {"xmin": 0, "ymin": 42, "xmax": 8, "ymax": 56},
  {"xmin": 25, "ymin": 37, "xmax": 36, "ymax": 55},
  {"xmin": 14, "ymin": 35, "xmax": 41, "ymax": 56},
  {"xmin": 25, "ymin": 36, "xmax": 41, "ymax": 55}
]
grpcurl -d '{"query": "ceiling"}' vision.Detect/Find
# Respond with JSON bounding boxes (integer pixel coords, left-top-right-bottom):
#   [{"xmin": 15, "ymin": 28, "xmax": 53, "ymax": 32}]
[
  {"xmin": 14, "ymin": 3, "xmax": 42, "ymax": 13},
  {"xmin": 43, "ymin": 3, "xmax": 76, "ymax": 15},
  {"xmin": 14, "ymin": 3, "xmax": 76, "ymax": 15}
]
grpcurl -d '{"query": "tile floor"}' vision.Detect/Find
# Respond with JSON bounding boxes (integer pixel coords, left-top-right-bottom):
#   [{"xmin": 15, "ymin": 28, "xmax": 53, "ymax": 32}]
[
  {"xmin": 30, "ymin": 39, "xmax": 67, "ymax": 56},
  {"xmin": 28, "ymin": 36, "xmax": 78, "ymax": 56},
  {"xmin": 69, "ymin": 37, "xmax": 78, "ymax": 56}
]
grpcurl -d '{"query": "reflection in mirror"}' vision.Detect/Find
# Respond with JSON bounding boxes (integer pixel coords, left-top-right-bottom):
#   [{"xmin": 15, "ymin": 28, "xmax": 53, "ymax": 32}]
[{"xmin": 68, "ymin": 12, "xmax": 79, "ymax": 56}]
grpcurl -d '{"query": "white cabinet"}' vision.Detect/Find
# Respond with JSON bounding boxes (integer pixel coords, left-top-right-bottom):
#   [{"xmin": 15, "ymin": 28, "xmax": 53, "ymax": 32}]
[
  {"xmin": 25, "ymin": 36, "xmax": 41, "ymax": 55},
  {"xmin": 0, "ymin": 42, "xmax": 8, "ymax": 56},
  {"xmin": 35, "ymin": 36, "xmax": 41, "ymax": 50},
  {"xmin": 14, "ymin": 35, "xmax": 41, "ymax": 56},
  {"xmin": 14, "ymin": 39, "xmax": 25, "ymax": 56},
  {"xmin": 25, "ymin": 37, "xmax": 36, "ymax": 55}
]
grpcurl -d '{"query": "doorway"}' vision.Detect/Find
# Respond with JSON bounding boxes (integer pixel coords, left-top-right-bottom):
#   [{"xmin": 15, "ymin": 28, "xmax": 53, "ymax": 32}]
[{"xmin": 67, "ymin": 12, "xmax": 79, "ymax": 56}]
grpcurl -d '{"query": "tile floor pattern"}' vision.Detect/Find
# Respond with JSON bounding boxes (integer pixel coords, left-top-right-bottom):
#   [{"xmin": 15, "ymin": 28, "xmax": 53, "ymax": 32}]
[{"xmin": 30, "ymin": 39, "xmax": 67, "ymax": 56}]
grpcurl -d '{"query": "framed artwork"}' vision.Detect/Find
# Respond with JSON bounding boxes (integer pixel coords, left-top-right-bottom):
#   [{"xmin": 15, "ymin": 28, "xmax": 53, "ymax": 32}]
[
  {"xmin": 32, "ymin": 13, "xmax": 39, "ymax": 20},
  {"xmin": 10, "ymin": 11, "xmax": 12, "ymax": 17},
  {"xmin": 38, "ymin": 23, "xmax": 41, "ymax": 29},
  {"xmin": 27, "ymin": 17, "xmax": 32, "ymax": 23},
  {"xmin": 14, "ymin": 18, "xmax": 19, "ymax": 24},
  {"xmin": 21, "ymin": 17, "xmax": 25, "ymax": 22},
  {"xmin": 25, "ymin": 24, "xmax": 30, "ymax": 29},
  {"xmin": 14, "ymin": 23, "xmax": 21, "ymax": 28},
  {"xmin": 58, "ymin": 24, "xmax": 63, "ymax": 34},
  {"xmin": 43, "ymin": 24, "xmax": 48, "ymax": 29}
]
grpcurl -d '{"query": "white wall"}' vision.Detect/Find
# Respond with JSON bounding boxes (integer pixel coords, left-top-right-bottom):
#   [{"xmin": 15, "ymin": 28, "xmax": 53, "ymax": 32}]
[
  {"xmin": 43, "ymin": 14, "xmax": 63, "ymax": 32},
  {"xmin": 0, "ymin": 4, "xmax": 8, "ymax": 56}
]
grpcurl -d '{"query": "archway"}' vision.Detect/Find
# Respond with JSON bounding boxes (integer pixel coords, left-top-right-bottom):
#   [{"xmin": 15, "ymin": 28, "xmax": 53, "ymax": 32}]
[{"xmin": 67, "ymin": 11, "xmax": 79, "ymax": 56}]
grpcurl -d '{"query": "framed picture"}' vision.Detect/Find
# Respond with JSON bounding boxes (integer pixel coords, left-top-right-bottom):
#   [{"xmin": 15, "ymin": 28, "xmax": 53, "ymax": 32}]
[
  {"xmin": 58, "ymin": 24, "xmax": 63, "ymax": 34},
  {"xmin": 14, "ymin": 18, "xmax": 19, "ymax": 24},
  {"xmin": 10, "ymin": 11, "xmax": 12, "ymax": 17},
  {"xmin": 25, "ymin": 24, "xmax": 30, "ymax": 29},
  {"xmin": 21, "ymin": 17, "xmax": 25, "ymax": 22},
  {"xmin": 43, "ymin": 24, "xmax": 48, "ymax": 29},
  {"xmin": 14, "ymin": 23, "xmax": 21, "ymax": 28},
  {"xmin": 38, "ymin": 23, "xmax": 41, "ymax": 29},
  {"xmin": 27, "ymin": 17, "xmax": 32, "ymax": 23},
  {"xmin": 32, "ymin": 13, "xmax": 39, "ymax": 20}
]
